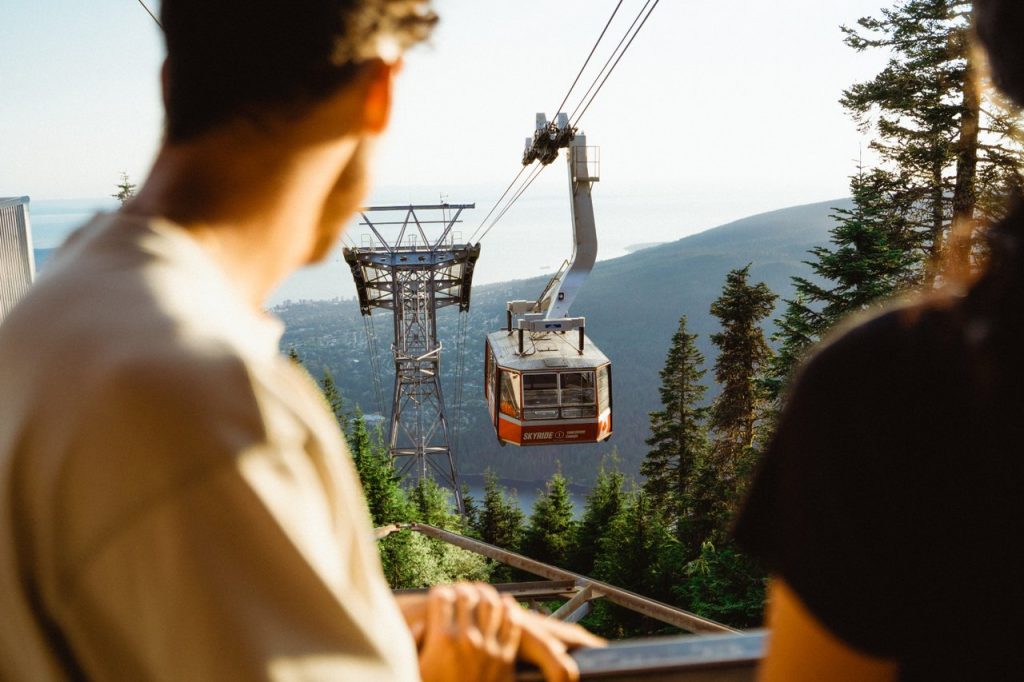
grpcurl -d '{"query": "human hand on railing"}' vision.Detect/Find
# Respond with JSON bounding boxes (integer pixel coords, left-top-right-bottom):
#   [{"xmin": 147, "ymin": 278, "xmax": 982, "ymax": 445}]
[{"xmin": 397, "ymin": 582, "xmax": 605, "ymax": 682}]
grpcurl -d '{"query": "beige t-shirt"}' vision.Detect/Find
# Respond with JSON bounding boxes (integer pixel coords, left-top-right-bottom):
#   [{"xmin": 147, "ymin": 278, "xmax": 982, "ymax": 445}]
[{"xmin": 0, "ymin": 213, "xmax": 419, "ymax": 681}]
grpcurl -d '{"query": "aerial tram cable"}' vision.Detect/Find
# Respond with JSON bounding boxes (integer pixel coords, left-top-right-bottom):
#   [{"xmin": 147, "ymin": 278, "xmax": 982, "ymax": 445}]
[
  {"xmin": 470, "ymin": 0, "xmax": 625, "ymax": 244},
  {"xmin": 468, "ymin": 161, "xmax": 532, "ymax": 241},
  {"xmin": 361, "ymin": 315, "xmax": 387, "ymax": 416},
  {"xmin": 450, "ymin": 310, "xmax": 470, "ymax": 460},
  {"xmin": 473, "ymin": 0, "xmax": 662, "ymax": 244},
  {"xmin": 475, "ymin": 161, "xmax": 548, "ymax": 243},
  {"xmin": 551, "ymin": 0, "xmax": 627, "ymax": 120},
  {"xmin": 566, "ymin": 0, "xmax": 657, "ymax": 125},
  {"xmin": 491, "ymin": 162, "xmax": 547, "ymax": 226},
  {"xmin": 133, "ymin": 0, "xmax": 162, "ymax": 28},
  {"xmin": 570, "ymin": 0, "xmax": 662, "ymax": 127}
]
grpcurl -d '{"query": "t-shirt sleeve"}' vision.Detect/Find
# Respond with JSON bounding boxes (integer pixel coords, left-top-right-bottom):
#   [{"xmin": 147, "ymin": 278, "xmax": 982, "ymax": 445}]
[{"xmin": 734, "ymin": 318, "xmax": 912, "ymax": 657}]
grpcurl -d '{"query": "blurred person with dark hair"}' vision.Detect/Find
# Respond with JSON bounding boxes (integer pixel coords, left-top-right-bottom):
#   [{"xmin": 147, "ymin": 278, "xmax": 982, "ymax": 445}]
[
  {"xmin": 735, "ymin": 1, "xmax": 1024, "ymax": 679},
  {"xmin": 0, "ymin": 1, "xmax": 600, "ymax": 680}
]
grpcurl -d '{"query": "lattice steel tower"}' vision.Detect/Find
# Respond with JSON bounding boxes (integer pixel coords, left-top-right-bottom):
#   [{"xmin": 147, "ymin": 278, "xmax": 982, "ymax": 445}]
[{"xmin": 344, "ymin": 204, "xmax": 478, "ymax": 510}]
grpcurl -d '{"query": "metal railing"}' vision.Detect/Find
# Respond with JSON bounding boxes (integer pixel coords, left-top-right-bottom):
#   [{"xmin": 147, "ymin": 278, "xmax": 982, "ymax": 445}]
[
  {"xmin": 379, "ymin": 523, "xmax": 764, "ymax": 679},
  {"xmin": 520, "ymin": 631, "xmax": 763, "ymax": 681}
]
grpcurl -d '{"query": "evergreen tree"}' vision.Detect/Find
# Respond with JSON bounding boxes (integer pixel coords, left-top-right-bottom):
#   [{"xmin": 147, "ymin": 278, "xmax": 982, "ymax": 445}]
[
  {"xmin": 411, "ymin": 477, "xmax": 461, "ymax": 530},
  {"xmin": 479, "ymin": 470, "xmax": 525, "ymax": 551},
  {"xmin": 764, "ymin": 290, "xmax": 823, "ymax": 404},
  {"xmin": 376, "ymin": 477, "xmax": 490, "ymax": 589},
  {"xmin": 708, "ymin": 266, "xmax": 777, "ymax": 510},
  {"xmin": 842, "ymin": 0, "xmax": 1023, "ymax": 281},
  {"xmin": 318, "ymin": 370, "xmax": 349, "ymax": 435},
  {"xmin": 814, "ymin": 169, "xmax": 921, "ymax": 317},
  {"xmin": 348, "ymin": 411, "xmax": 406, "ymax": 526},
  {"xmin": 640, "ymin": 316, "xmax": 709, "ymax": 530},
  {"xmin": 678, "ymin": 542, "xmax": 765, "ymax": 629},
  {"xmin": 569, "ymin": 457, "xmax": 625, "ymax": 576},
  {"xmin": 768, "ymin": 167, "xmax": 919, "ymax": 399},
  {"xmin": 111, "ymin": 171, "xmax": 136, "ymax": 206},
  {"xmin": 523, "ymin": 472, "xmax": 577, "ymax": 568},
  {"xmin": 477, "ymin": 471, "xmax": 526, "ymax": 582},
  {"xmin": 682, "ymin": 451, "xmax": 732, "ymax": 550},
  {"xmin": 460, "ymin": 485, "xmax": 482, "ymax": 538},
  {"xmin": 589, "ymin": 488, "xmax": 679, "ymax": 637}
]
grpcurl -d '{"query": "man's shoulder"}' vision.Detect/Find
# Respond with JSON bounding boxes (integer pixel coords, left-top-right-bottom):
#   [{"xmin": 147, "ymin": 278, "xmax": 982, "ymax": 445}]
[
  {"xmin": 0, "ymin": 213, "xmax": 280, "ymax": 460},
  {"xmin": 2, "ymin": 212, "xmax": 280, "ymax": 396}
]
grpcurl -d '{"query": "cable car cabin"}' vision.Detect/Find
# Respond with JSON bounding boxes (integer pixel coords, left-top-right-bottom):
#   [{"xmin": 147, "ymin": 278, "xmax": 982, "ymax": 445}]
[{"xmin": 484, "ymin": 330, "xmax": 612, "ymax": 446}]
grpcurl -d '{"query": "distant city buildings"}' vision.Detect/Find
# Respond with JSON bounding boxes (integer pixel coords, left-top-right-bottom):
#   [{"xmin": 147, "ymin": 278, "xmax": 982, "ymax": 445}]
[{"xmin": 0, "ymin": 197, "xmax": 35, "ymax": 323}]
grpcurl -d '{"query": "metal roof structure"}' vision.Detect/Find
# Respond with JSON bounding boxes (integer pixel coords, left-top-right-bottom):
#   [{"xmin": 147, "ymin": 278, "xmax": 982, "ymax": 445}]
[
  {"xmin": 0, "ymin": 196, "xmax": 35, "ymax": 323},
  {"xmin": 486, "ymin": 329, "xmax": 610, "ymax": 373}
]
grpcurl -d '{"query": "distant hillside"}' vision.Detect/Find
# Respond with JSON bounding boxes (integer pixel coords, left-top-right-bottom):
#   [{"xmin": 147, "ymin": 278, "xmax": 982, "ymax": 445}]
[{"xmin": 278, "ymin": 198, "xmax": 849, "ymax": 489}]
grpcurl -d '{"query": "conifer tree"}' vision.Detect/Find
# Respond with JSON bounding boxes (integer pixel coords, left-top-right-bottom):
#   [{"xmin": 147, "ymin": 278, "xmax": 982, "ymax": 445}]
[
  {"xmin": 348, "ymin": 412, "xmax": 406, "ymax": 526},
  {"xmin": 678, "ymin": 542, "xmax": 765, "ymax": 629},
  {"xmin": 764, "ymin": 291, "xmax": 822, "ymax": 404},
  {"xmin": 460, "ymin": 485, "xmax": 482, "ymax": 538},
  {"xmin": 411, "ymin": 477, "xmax": 460, "ymax": 530},
  {"xmin": 768, "ymin": 167, "xmax": 919, "ymax": 399},
  {"xmin": 708, "ymin": 264, "xmax": 778, "ymax": 524},
  {"xmin": 388, "ymin": 477, "xmax": 489, "ymax": 588},
  {"xmin": 112, "ymin": 171, "xmax": 136, "ymax": 206},
  {"xmin": 842, "ymin": 0, "xmax": 1023, "ymax": 281},
  {"xmin": 319, "ymin": 370, "xmax": 349, "ymax": 435},
  {"xmin": 569, "ymin": 457, "xmax": 625, "ymax": 576},
  {"xmin": 682, "ymin": 452, "xmax": 733, "ymax": 550},
  {"xmin": 523, "ymin": 472, "xmax": 577, "ymax": 568},
  {"xmin": 590, "ymin": 488, "xmax": 678, "ymax": 637},
  {"xmin": 814, "ymin": 169, "xmax": 922, "ymax": 314},
  {"xmin": 479, "ymin": 470, "xmax": 525, "ymax": 552},
  {"xmin": 712, "ymin": 266, "xmax": 774, "ymax": 466},
  {"xmin": 640, "ymin": 316, "xmax": 709, "ymax": 528},
  {"xmin": 477, "ymin": 471, "xmax": 526, "ymax": 582}
]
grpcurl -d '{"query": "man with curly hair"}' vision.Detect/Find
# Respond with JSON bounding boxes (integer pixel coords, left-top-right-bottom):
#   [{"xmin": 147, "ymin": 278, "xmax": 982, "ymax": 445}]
[{"xmin": 0, "ymin": 1, "xmax": 599, "ymax": 680}]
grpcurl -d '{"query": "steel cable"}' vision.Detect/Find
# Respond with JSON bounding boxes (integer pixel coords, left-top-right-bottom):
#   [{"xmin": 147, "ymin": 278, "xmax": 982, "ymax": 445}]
[
  {"xmin": 134, "ymin": 0, "xmax": 163, "ymax": 28},
  {"xmin": 475, "ymin": 161, "xmax": 548, "ymax": 243},
  {"xmin": 551, "ymin": 0, "xmax": 626, "ymax": 117},
  {"xmin": 468, "ymin": 163, "xmax": 532, "ymax": 243},
  {"xmin": 568, "ymin": 0, "xmax": 658, "ymax": 125},
  {"xmin": 572, "ymin": 0, "xmax": 662, "ymax": 127}
]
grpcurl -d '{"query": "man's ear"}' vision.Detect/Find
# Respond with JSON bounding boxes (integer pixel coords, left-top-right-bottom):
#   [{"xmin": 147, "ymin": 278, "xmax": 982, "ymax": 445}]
[{"xmin": 360, "ymin": 58, "xmax": 399, "ymax": 134}]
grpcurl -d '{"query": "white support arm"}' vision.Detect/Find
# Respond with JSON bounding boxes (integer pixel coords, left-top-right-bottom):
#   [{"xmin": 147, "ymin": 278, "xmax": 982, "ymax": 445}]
[{"xmin": 543, "ymin": 134, "xmax": 598, "ymax": 320}]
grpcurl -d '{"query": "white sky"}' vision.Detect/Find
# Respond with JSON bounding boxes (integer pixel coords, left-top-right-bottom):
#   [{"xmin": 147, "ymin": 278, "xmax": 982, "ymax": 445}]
[
  {"xmin": 1, "ymin": 0, "xmax": 891, "ymax": 224},
  {"xmin": 0, "ymin": 1, "xmax": 942, "ymax": 488}
]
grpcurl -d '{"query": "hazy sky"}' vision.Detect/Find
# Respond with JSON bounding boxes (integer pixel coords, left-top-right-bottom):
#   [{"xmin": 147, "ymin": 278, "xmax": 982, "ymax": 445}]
[{"xmin": 2, "ymin": 0, "xmax": 891, "ymax": 227}]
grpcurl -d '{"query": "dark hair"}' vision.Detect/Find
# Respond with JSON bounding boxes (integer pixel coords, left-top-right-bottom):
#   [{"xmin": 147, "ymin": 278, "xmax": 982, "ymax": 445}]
[
  {"xmin": 974, "ymin": 0, "xmax": 1024, "ymax": 107},
  {"xmin": 160, "ymin": 0, "xmax": 437, "ymax": 142},
  {"xmin": 967, "ymin": 2, "xmax": 1024, "ymax": 346}
]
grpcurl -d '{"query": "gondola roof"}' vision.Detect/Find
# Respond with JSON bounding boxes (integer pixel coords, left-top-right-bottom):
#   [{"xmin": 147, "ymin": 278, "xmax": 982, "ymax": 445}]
[{"xmin": 486, "ymin": 329, "xmax": 609, "ymax": 372}]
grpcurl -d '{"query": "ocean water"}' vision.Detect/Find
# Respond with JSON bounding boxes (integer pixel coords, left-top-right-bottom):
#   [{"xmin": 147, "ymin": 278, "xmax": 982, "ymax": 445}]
[{"xmin": 28, "ymin": 184, "xmax": 771, "ymax": 306}]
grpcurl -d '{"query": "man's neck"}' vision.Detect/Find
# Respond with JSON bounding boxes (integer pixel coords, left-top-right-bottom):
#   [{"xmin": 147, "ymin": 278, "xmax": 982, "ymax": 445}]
[{"xmin": 128, "ymin": 125, "xmax": 360, "ymax": 311}]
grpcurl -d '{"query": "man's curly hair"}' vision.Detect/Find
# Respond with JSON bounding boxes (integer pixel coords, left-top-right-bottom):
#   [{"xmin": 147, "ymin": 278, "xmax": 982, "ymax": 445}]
[{"xmin": 160, "ymin": 0, "xmax": 437, "ymax": 142}]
